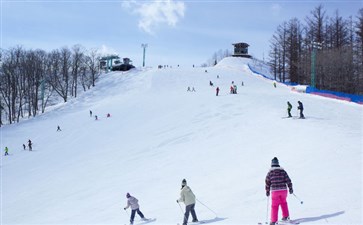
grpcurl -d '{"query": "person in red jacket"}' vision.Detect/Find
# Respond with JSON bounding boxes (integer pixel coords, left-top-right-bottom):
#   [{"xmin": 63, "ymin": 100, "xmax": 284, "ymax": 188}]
[{"xmin": 265, "ymin": 157, "xmax": 293, "ymax": 225}]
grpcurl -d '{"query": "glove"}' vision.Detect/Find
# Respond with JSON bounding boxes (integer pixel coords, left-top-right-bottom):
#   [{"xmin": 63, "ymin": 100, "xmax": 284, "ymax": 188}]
[
  {"xmin": 266, "ymin": 191, "xmax": 270, "ymax": 197},
  {"xmin": 289, "ymin": 188, "xmax": 293, "ymax": 194}
]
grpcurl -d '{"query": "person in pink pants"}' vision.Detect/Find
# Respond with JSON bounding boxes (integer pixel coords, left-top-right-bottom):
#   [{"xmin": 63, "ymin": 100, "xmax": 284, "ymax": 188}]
[{"xmin": 265, "ymin": 157, "xmax": 293, "ymax": 225}]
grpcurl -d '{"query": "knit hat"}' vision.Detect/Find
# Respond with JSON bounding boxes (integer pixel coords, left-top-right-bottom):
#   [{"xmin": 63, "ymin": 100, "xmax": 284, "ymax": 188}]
[
  {"xmin": 181, "ymin": 179, "xmax": 187, "ymax": 186},
  {"xmin": 126, "ymin": 193, "xmax": 130, "ymax": 198},
  {"xmin": 271, "ymin": 157, "xmax": 279, "ymax": 167}
]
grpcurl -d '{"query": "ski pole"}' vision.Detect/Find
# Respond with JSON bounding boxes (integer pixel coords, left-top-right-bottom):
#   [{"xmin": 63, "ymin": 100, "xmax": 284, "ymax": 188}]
[
  {"xmin": 124, "ymin": 208, "xmax": 129, "ymax": 217},
  {"xmin": 292, "ymin": 193, "xmax": 304, "ymax": 204},
  {"xmin": 265, "ymin": 197, "xmax": 269, "ymax": 224},
  {"xmin": 196, "ymin": 198, "xmax": 218, "ymax": 217},
  {"xmin": 177, "ymin": 202, "xmax": 188, "ymax": 223}
]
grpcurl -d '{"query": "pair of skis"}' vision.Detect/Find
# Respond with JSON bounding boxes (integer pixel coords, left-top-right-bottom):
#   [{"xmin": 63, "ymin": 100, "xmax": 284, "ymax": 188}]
[{"xmin": 258, "ymin": 220, "xmax": 299, "ymax": 224}]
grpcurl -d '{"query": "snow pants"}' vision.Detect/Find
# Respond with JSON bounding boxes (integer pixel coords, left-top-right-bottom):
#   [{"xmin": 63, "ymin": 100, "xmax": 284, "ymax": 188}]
[
  {"xmin": 271, "ymin": 189, "xmax": 289, "ymax": 223},
  {"xmin": 130, "ymin": 208, "xmax": 144, "ymax": 223},
  {"xmin": 183, "ymin": 203, "xmax": 198, "ymax": 225}
]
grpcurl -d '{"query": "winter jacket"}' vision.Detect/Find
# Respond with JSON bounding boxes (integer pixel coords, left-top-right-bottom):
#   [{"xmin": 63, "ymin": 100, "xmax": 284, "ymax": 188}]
[
  {"xmin": 178, "ymin": 185, "xmax": 196, "ymax": 206},
  {"xmin": 287, "ymin": 102, "xmax": 292, "ymax": 110},
  {"xmin": 125, "ymin": 196, "xmax": 140, "ymax": 210},
  {"xmin": 265, "ymin": 167, "xmax": 293, "ymax": 193},
  {"xmin": 298, "ymin": 102, "xmax": 303, "ymax": 110}
]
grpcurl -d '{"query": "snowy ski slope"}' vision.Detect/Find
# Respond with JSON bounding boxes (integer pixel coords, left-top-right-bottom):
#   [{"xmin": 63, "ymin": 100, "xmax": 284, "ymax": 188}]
[{"xmin": 1, "ymin": 57, "xmax": 362, "ymax": 225}]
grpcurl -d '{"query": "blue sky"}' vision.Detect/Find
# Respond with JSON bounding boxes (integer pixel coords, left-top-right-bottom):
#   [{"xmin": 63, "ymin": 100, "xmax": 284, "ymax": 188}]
[{"xmin": 1, "ymin": 0, "xmax": 361, "ymax": 67}]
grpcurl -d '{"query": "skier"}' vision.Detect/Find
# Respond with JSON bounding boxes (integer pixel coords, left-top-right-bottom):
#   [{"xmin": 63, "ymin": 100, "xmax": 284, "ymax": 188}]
[
  {"xmin": 28, "ymin": 139, "xmax": 32, "ymax": 151},
  {"xmin": 90, "ymin": 110, "xmax": 92, "ymax": 117},
  {"xmin": 230, "ymin": 86, "xmax": 234, "ymax": 94},
  {"xmin": 187, "ymin": 87, "xmax": 191, "ymax": 92},
  {"xmin": 4, "ymin": 146, "xmax": 9, "ymax": 156},
  {"xmin": 124, "ymin": 193, "xmax": 147, "ymax": 225},
  {"xmin": 57, "ymin": 125, "xmax": 62, "ymax": 131},
  {"xmin": 23, "ymin": 144, "xmax": 26, "ymax": 150},
  {"xmin": 177, "ymin": 179, "xmax": 198, "ymax": 225},
  {"xmin": 209, "ymin": 81, "xmax": 213, "ymax": 86},
  {"xmin": 191, "ymin": 87, "xmax": 196, "ymax": 92},
  {"xmin": 287, "ymin": 102, "xmax": 292, "ymax": 118},
  {"xmin": 95, "ymin": 115, "xmax": 98, "ymax": 120},
  {"xmin": 216, "ymin": 87, "xmax": 220, "ymax": 96},
  {"xmin": 274, "ymin": 82, "xmax": 277, "ymax": 88},
  {"xmin": 265, "ymin": 157, "xmax": 293, "ymax": 225},
  {"xmin": 233, "ymin": 84, "xmax": 237, "ymax": 94},
  {"xmin": 297, "ymin": 101, "xmax": 304, "ymax": 118}
]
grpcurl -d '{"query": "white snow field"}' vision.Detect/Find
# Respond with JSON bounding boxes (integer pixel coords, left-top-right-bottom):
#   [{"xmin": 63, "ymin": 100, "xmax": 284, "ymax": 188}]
[{"xmin": 1, "ymin": 57, "xmax": 362, "ymax": 225}]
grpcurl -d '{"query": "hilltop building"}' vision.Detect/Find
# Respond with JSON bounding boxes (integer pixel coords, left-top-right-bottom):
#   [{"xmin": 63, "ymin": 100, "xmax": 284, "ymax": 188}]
[{"xmin": 232, "ymin": 42, "xmax": 252, "ymax": 58}]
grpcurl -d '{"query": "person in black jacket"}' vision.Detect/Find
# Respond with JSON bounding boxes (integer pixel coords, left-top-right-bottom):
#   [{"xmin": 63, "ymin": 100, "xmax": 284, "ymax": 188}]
[{"xmin": 297, "ymin": 101, "xmax": 304, "ymax": 118}]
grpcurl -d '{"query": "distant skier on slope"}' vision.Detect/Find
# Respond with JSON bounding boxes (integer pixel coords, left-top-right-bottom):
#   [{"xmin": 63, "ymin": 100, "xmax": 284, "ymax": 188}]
[
  {"xmin": 265, "ymin": 157, "xmax": 293, "ymax": 225},
  {"xmin": 297, "ymin": 101, "xmax": 304, "ymax": 119},
  {"xmin": 4, "ymin": 146, "xmax": 9, "ymax": 156},
  {"xmin": 177, "ymin": 179, "xmax": 198, "ymax": 225},
  {"xmin": 287, "ymin": 102, "xmax": 292, "ymax": 118},
  {"xmin": 124, "ymin": 193, "xmax": 147, "ymax": 225},
  {"xmin": 28, "ymin": 139, "xmax": 32, "ymax": 151},
  {"xmin": 216, "ymin": 87, "xmax": 220, "ymax": 96}
]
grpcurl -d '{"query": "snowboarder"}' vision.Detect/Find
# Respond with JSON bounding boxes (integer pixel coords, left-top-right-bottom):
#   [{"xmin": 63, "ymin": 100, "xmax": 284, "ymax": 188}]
[
  {"xmin": 297, "ymin": 101, "xmax": 304, "ymax": 118},
  {"xmin": 28, "ymin": 139, "xmax": 32, "ymax": 151},
  {"xmin": 287, "ymin": 102, "xmax": 292, "ymax": 118},
  {"xmin": 57, "ymin": 125, "xmax": 62, "ymax": 131},
  {"xmin": 23, "ymin": 144, "xmax": 26, "ymax": 150},
  {"xmin": 177, "ymin": 179, "xmax": 198, "ymax": 225},
  {"xmin": 265, "ymin": 157, "xmax": 293, "ymax": 225},
  {"xmin": 216, "ymin": 87, "xmax": 220, "ymax": 96},
  {"xmin": 124, "ymin": 193, "xmax": 146, "ymax": 225},
  {"xmin": 4, "ymin": 146, "xmax": 9, "ymax": 156}
]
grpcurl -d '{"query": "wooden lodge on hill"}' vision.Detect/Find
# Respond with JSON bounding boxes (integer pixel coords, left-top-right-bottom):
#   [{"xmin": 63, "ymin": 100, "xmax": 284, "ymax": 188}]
[{"xmin": 232, "ymin": 42, "xmax": 252, "ymax": 58}]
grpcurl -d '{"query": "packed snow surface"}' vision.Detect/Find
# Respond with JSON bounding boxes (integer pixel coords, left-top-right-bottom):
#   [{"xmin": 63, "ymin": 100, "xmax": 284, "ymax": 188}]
[{"xmin": 1, "ymin": 57, "xmax": 362, "ymax": 225}]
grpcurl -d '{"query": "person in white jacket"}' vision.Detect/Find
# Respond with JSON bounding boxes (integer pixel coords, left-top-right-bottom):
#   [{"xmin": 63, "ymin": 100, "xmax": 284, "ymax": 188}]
[
  {"xmin": 124, "ymin": 193, "xmax": 146, "ymax": 224},
  {"xmin": 177, "ymin": 179, "xmax": 198, "ymax": 225}
]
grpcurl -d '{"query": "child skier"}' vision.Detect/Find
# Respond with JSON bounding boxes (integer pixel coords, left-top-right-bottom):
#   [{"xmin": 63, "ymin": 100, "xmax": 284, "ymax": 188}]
[
  {"xmin": 28, "ymin": 140, "xmax": 32, "ymax": 151},
  {"xmin": 177, "ymin": 179, "xmax": 198, "ymax": 225},
  {"xmin": 124, "ymin": 193, "xmax": 147, "ymax": 225},
  {"xmin": 297, "ymin": 101, "xmax": 304, "ymax": 118},
  {"xmin": 4, "ymin": 146, "xmax": 9, "ymax": 156},
  {"xmin": 265, "ymin": 157, "xmax": 293, "ymax": 225},
  {"xmin": 287, "ymin": 102, "xmax": 292, "ymax": 117}
]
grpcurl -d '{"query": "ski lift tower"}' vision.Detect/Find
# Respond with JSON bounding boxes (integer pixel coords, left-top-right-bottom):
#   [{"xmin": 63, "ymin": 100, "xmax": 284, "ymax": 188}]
[
  {"xmin": 311, "ymin": 41, "xmax": 322, "ymax": 88},
  {"xmin": 141, "ymin": 43, "xmax": 148, "ymax": 67}
]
